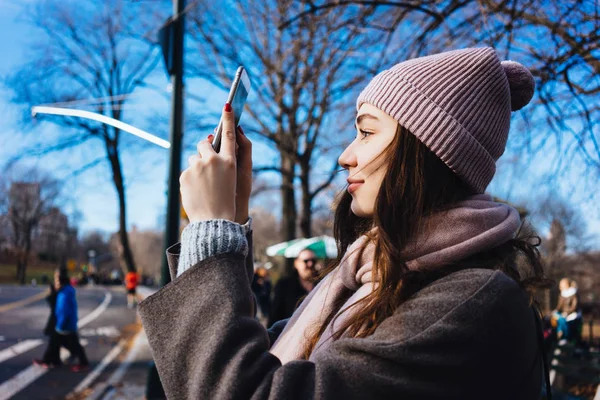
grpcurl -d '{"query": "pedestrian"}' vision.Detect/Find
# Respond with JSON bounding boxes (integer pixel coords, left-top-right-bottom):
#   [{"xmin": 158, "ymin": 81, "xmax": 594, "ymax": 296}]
[
  {"xmin": 139, "ymin": 48, "xmax": 552, "ymax": 399},
  {"xmin": 268, "ymin": 249, "xmax": 318, "ymax": 327},
  {"xmin": 34, "ymin": 269, "xmax": 89, "ymax": 371},
  {"xmin": 552, "ymin": 277, "xmax": 581, "ymax": 342},
  {"xmin": 125, "ymin": 270, "xmax": 138, "ymax": 309},
  {"xmin": 33, "ymin": 281, "xmax": 62, "ymax": 368},
  {"xmin": 251, "ymin": 266, "xmax": 272, "ymax": 326},
  {"xmin": 56, "ymin": 268, "xmax": 89, "ymax": 371}
]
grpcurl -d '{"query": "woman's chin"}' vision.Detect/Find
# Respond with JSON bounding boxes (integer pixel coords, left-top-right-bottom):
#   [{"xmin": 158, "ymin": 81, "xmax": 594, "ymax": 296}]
[{"xmin": 350, "ymin": 200, "xmax": 373, "ymax": 218}]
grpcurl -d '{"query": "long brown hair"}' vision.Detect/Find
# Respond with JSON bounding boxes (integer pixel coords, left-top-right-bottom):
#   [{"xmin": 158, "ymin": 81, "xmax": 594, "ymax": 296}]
[{"xmin": 302, "ymin": 125, "xmax": 550, "ymax": 359}]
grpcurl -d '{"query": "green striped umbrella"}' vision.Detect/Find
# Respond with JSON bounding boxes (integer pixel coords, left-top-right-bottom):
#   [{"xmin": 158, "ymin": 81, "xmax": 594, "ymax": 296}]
[{"xmin": 266, "ymin": 236, "xmax": 337, "ymax": 259}]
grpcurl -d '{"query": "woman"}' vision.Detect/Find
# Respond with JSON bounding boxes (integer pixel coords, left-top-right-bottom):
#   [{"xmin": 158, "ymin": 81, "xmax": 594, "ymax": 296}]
[
  {"xmin": 140, "ymin": 48, "xmax": 551, "ymax": 399},
  {"xmin": 33, "ymin": 279, "xmax": 62, "ymax": 368},
  {"xmin": 553, "ymin": 278, "xmax": 581, "ymax": 341}
]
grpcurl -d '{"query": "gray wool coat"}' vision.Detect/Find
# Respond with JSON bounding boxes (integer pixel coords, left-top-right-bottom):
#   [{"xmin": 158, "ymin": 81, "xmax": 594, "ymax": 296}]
[{"xmin": 138, "ymin": 234, "xmax": 543, "ymax": 400}]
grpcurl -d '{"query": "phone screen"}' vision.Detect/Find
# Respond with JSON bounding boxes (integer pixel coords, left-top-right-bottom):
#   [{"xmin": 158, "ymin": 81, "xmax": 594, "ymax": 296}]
[
  {"xmin": 231, "ymin": 79, "xmax": 248, "ymax": 127},
  {"xmin": 212, "ymin": 66, "xmax": 251, "ymax": 153}
]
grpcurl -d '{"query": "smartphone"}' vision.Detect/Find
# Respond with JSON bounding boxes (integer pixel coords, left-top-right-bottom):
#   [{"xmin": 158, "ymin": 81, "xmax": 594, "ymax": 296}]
[{"xmin": 212, "ymin": 66, "xmax": 251, "ymax": 153}]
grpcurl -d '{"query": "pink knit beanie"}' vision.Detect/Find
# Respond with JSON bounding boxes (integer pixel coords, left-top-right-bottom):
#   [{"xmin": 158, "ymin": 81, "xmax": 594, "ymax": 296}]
[{"xmin": 356, "ymin": 47, "xmax": 535, "ymax": 193}]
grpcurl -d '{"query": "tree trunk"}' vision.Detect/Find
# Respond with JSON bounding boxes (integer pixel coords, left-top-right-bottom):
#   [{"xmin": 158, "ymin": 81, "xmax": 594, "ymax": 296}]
[
  {"xmin": 16, "ymin": 260, "xmax": 25, "ymax": 285},
  {"xmin": 16, "ymin": 255, "xmax": 27, "ymax": 285},
  {"xmin": 15, "ymin": 229, "xmax": 33, "ymax": 285},
  {"xmin": 107, "ymin": 143, "xmax": 137, "ymax": 273},
  {"xmin": 280, "ymin": 153, "xmax": 297, "ymax": 242},
  {"xmin": 299, "ymin": 160, "xmax": 312, "ymax": 238},
  {"xmin": 21, "ymin": 233, "xmax": 32, "ymax": 285},
  {"xmin": 280, "ymin": 152, "xmax": 297, "ymax": 275}
]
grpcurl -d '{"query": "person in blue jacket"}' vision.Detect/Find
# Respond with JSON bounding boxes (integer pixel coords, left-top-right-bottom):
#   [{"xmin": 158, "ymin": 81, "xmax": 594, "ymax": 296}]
[{"xmin": 34, "ymin": 268, "xmax": 89, "ymax": 371}]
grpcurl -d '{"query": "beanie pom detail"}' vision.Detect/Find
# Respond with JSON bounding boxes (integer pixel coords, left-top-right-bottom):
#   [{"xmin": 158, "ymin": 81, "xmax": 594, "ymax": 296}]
[{"xmin": 501, "ymin": 61, "xmax": 535, "ymax": 111}]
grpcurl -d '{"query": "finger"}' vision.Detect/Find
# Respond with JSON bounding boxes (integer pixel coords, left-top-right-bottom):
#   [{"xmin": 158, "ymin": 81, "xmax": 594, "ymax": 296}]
[
  {"xmin": 197, "ymin": 138, "xmax": 217, "ymax": 159},
  {"xmin": 197, "ymin": 134, "xmax": 214, "ymax": 156},
  {"xmin": 188, "ymin": 154, "xmax": 201, "ymax": 165},
  {"xmin": 236, "ymin": 126, "xmax": 252, "ymax": 170},
  {"xmin": 220, "ymin": 102, "xmax": 236, "ymax": 157}
]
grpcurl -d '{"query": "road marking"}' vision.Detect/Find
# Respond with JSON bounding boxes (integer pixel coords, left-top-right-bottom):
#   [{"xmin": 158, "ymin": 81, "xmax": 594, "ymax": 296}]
[
  {"xmin": 0, "ymin": 290, "xmax": 111, "ymax": 400},
  {"xmin": 72, "ymin": 287, "xmax": 156, "ymax": 399},
  {"xmin": 106, "ymin": 330, "xmax": 145, "ymax": 385},
  {"xmin": 0, "ymin": 340, "xmax": 90, "ymax": 400},
  {"xmin": 78, "ymin": 292, "xmax": 112, "ymax": 327},
  {"xmin": 80, "ymin": 326, "xmax": 120, "ymax": 338},
  {"xmin": 69, "ymin": 340, "xmax": 125, "ymax": 395},
  {"xmin": 79, "ymin": 287, "xmax": 155, "ymax": 399},
  {"xmin": 102, "ymin": 388, "xmax": 117, "ymax": 400},
  {"xmin": 84, "ymin": 330, "xmax": 145, "ymax": 400},
  {"xmin": 0, "ymin": 289, "xmax": 49, "ymax": 313},
  {"xmin": 0, "ymin": 292, "xmax": 112, "ymax": 367},
  {"xmin": 0, "ymin": 339, "xmax": 44, "ymax": 364}
]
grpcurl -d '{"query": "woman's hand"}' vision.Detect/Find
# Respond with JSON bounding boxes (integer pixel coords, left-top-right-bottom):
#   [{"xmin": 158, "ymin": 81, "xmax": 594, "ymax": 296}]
[{"xmin": 180, "ymin": 103, "xmax": 252, "ymax": 223}]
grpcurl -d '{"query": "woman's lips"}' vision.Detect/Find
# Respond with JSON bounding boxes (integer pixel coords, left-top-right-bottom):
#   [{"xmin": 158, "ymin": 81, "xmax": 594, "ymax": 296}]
[{"xmin": 348, "ymin": 182, "xmax": 363, "ymax": 194}]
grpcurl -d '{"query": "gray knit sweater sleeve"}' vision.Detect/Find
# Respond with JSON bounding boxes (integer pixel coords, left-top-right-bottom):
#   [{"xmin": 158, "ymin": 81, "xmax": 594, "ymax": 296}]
[{"xmin": 177, "ymin": 218, "xmax": 252, "ymax": 277}]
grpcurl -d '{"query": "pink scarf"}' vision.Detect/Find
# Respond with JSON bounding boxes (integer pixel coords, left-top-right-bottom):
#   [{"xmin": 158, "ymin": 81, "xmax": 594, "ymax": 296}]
[{"xmin": 269, "ymin": 194, "xmax": 521, "ymax": 363}]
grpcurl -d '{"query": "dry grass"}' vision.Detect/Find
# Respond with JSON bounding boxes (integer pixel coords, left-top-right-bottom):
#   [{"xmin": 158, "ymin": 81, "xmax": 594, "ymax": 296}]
[{"xmin": 0, "ymin": 263, "xmax": 58, "ymax": 284}]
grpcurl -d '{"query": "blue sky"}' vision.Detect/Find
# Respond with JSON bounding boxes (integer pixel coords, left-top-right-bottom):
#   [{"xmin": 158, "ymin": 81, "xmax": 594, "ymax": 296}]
[
  {"xmin": 0, "ymin": 0, "xmax": 283, "ymax": 234},
  {"xmin": 1, "ymin": 0, "xmax": 598, "ymax": 249},
  {"xmin": 1, "ymin": 1, "xmax": 176, "ymax": 232}
]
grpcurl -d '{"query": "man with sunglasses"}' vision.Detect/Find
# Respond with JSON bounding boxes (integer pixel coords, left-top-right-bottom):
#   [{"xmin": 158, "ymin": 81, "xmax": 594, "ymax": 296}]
[{"xmin": 268, "ymin": 249, "xmax": 319, "ymax": 328}]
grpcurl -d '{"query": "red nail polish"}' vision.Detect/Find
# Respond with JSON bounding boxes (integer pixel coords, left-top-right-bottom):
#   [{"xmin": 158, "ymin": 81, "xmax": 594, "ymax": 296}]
[
  {"xmin": 208, "ymin": 134, "xmax": 214, "ymax": 141},
  {"xmin": 224, "ymin": 102, "xmax": 232, "ymax": 112}
]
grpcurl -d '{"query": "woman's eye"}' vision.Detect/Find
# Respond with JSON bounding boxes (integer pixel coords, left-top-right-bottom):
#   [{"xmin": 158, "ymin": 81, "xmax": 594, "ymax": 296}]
[{"xmin": 359, "ymin": 129, "xmax": 373, "ymax": 140}]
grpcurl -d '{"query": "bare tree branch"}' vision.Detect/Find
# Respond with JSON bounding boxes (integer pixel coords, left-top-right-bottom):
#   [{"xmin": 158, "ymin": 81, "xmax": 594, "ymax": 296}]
[
  {"xmin": 279, "ymin": 1, "xmax": 443, "ymax": 30},
  {"xmin": 310, "ymin": 160, "xmax": 343, "ymax": 201},
  {"xmin": 253, "ymin": 166, "xmax": 282, "ymax": 174},
  {"xmin": 4, "ymin": 0, "xmax": 166, "ymax": 273}
]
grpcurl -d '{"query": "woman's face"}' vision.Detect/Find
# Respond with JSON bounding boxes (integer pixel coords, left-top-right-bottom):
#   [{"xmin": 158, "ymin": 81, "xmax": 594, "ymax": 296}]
[{"xmin": 338, "ymin": 103, "xmax": 398, "ymax": 217}]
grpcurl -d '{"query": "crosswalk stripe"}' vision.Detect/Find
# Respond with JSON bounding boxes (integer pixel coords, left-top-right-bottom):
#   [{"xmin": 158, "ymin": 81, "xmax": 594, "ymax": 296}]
[
  {"xmin": 83, "ymin": 330, "xmax": 146, "ymax": 400},
  {"xmin": 70, "ymin": 340, "xmax": 125, "ymax": 395},
  {"xmin": 0, "ymin": 340, "xmax": 90, "ymax": 400},
  {"xmin": 0, "ymin": 340, "xmax": 43, "ymax": 364},
  {"xmin": 0, "ymin": 361, "xmax": 48, "ymax": 400},
  {"xmin": 0, "ymin": 292, "xmax": 113, "ymax": 367},
  {"xmin": 0, "ymin": 291, "xmax": 111, "ymax": 399}
]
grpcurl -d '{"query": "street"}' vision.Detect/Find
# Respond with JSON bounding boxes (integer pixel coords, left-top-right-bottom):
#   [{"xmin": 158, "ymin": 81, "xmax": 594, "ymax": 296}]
[{"xmin": 0, "ymin": 284, "xmax": 151, "ymax": 400}]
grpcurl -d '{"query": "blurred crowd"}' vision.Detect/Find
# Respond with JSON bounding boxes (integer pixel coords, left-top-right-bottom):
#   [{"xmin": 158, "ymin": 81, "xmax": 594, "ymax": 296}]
[{"xmin": 251, "ymin": 249, "xmax": 321, "ymax": 328}]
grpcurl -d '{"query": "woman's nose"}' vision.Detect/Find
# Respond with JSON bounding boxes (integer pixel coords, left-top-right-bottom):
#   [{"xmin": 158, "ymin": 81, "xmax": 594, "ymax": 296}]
[{"xmin": 338, "ymin": 143, "xmax": 357, "ymax": 170}]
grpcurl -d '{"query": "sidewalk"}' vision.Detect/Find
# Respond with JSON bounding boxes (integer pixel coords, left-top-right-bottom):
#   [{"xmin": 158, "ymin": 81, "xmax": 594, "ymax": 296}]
[{"xmin": 83, "ymin": 286, "xmax": 157, "ymax": 400}]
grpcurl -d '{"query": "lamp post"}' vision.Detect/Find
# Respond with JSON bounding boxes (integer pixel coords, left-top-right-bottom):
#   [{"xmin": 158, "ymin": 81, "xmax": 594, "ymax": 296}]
[
  {"xmin": 160, "ymin": 0, "xmax": 185, "ymax": 288},
  {"xmin": 146, "ymin": 1, "xmax": 185, "ymax": 397}
]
